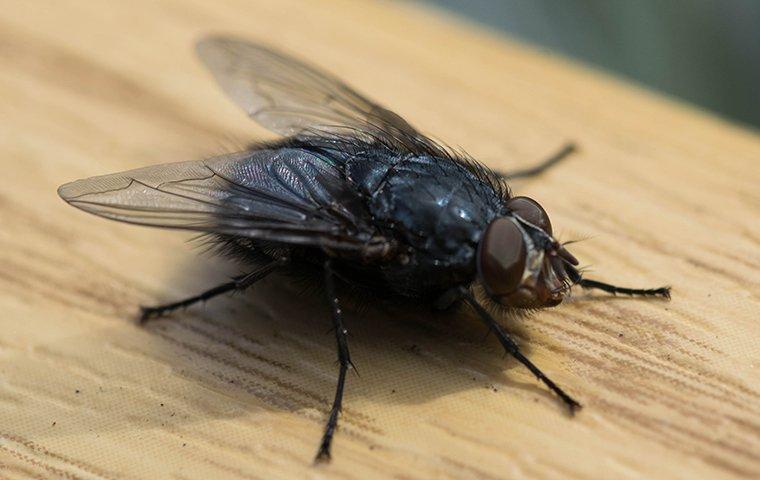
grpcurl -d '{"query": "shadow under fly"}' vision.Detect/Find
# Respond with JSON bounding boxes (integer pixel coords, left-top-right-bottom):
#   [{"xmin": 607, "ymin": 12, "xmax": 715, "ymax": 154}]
[{"xmin": 58, "ymin": 36, "xmax": 671, "ymax": 462}]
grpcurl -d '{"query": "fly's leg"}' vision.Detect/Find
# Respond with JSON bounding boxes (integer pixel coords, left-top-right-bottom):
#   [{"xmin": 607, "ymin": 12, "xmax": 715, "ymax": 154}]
[
  {"xmin": 578, "ymin": 279, "xmax": 671, "ymax": 298},
  {"xmin": 139, "ymin": 257, "xmax": 287, "ymax": 323},
  {"xmin": 565, "ymin": 266, "xmax": 671, "ymax": 299},
  {"xmin": 459, "ymin": 288, "xmax": 581, "ymax": 413},
  {"xmin": 315, "ymin": 259, "xmax": 355, "ymax": 463},
  {"xmin": 499, "ymin": 142, "xmax": 576, "ymax": 180}
]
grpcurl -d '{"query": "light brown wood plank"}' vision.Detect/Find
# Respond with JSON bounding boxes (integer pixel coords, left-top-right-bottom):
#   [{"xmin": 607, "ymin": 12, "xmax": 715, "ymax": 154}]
[{"xmin": 1, "ymin": 1, "xmax": 758, "ymax": 479}]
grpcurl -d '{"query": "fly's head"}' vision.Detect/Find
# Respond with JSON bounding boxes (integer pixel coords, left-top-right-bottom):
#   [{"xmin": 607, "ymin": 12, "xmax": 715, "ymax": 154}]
[{"xmin": 477, "ymin": 196, "xmax": 580, "ymax": 309}]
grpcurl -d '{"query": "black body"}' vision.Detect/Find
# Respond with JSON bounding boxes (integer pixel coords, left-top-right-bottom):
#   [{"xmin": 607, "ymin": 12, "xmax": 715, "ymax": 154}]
[{"xmin": 247, "ymin": 137, "xmax": 507, "ymax": 298}]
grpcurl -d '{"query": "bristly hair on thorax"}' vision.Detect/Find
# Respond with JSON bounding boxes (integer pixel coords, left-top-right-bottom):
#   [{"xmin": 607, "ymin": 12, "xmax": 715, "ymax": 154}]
[{"xmin": 256, "ymin": 129, "xmax": 513, "ymax": 203}]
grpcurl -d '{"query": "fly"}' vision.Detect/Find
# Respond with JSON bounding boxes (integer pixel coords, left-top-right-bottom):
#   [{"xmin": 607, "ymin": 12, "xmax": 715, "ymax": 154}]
[{"xmin": 58, "ymin": 36, "xmax": 671, "ymax": 462}]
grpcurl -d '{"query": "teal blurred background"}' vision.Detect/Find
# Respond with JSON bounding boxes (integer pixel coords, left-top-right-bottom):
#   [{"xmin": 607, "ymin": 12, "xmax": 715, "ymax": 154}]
[{"xmin": 426, "ymin": 0, "xmax": 760, "ymax": 128}]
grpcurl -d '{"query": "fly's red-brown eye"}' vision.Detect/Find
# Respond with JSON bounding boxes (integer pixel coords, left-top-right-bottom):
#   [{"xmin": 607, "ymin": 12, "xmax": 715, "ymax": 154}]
[
  {"xmin": 478, "ymin": 218, "xmax": 527, "ymax": 296},
  {"xmin": 507, "ymin": 196, "xmax": 552, "ymax": 234}
]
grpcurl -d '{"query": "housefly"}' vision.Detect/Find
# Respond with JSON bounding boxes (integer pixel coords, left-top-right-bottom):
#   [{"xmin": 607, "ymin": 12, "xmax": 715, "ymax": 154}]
[{"xmin": 58, "ymin": 36, "xmax": 671, "ymax": 462}]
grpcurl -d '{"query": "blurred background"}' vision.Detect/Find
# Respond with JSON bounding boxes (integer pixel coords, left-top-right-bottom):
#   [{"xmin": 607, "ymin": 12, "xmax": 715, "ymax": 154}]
[{"xmin": 425, "ymin": 0, "xmax": 760, "ymax": 129}]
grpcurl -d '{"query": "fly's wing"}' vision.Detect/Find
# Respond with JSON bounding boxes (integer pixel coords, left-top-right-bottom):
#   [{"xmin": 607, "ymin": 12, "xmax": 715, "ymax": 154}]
[
  {"xmin": 196, "ymin": 36, "xmax": 442, "ymax": 152},
  {"xmin": 58, "ymin": 150, "xmax": 390, "ymax": 256}
]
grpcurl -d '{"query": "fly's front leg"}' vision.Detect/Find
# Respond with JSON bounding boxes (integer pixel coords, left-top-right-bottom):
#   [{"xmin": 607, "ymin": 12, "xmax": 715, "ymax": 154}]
[
  {"xmin": 579, "ymin": 279, "xmax": 671, "ymax": 298},
  {"xmin": 139, "ymin": 257, "xmax": 288, "ymax": 323},
  {"xmin": 565, "ymin": 266, "xmax": 671, "ymax": 299},
  {"xmin": 315, "ymin": 259, "xmax": 355, "ymax": 463},
  {"xmin": 498, "ymin": 142, "xmax": 577, "ymax": 180},
  {"xmin": 459, "ymin": 288, "xmax": 581, "ymax": 413}
]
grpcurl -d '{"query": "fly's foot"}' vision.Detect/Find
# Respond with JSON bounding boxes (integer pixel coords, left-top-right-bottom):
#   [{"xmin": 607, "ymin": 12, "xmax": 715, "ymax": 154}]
[
  {"xmin": 138, "ymin": 305, "xmax": 174, "ymax": 324},
  {"xmin": 314, "ymin": 446, "xmax": 331, "ymax": 464},
  {"xmin": 563, "ymin": 395, "xmax": 583, "ymax": 416}
]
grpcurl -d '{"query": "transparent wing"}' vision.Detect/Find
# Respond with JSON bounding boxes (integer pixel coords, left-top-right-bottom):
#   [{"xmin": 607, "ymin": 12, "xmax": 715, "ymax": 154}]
[
  {"xmin": 58, "ymin": 149, "xmax": 388, "ymax": 253},
  {"xmin": 196, "ymin": 35, "xmax": 427, "ymax": 145}
]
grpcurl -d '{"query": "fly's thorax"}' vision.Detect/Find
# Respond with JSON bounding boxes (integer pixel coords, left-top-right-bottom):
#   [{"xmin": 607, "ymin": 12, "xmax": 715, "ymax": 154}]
[
  {"xmin": 350, "ymin": 153, "xmax": 503, "ymax": 254},
  {"xmin": 477, "ymin": 196, "xmax": 579, "ymax": 309}
]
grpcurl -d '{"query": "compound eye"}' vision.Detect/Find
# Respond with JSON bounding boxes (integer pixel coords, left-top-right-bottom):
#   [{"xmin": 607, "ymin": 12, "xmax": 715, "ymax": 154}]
[
  {"xmin": 478, "ymin": 218, "xmax": 526, "ymax": 296},
  {"xmin": 507, "ymin": 196, "xmax": 552, "ymax": 235}
]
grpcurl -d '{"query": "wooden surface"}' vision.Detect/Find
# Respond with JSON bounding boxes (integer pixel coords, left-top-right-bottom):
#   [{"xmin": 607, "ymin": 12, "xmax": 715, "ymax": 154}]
[{"xmin": 1, "ymin": 1, "xmax": 759, "ymax": 479}]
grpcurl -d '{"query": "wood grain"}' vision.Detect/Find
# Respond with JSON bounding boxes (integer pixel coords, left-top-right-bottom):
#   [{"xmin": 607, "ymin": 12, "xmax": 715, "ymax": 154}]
[{"xmin": 1, "ymin": 1, "xmax": 759, "ymax": 479}]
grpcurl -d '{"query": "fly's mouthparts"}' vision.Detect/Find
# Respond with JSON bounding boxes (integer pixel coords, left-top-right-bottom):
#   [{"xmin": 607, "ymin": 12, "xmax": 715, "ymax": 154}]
[{"xmin": 556, "ymin": 246, "xmax": 579, "ymax": 266}]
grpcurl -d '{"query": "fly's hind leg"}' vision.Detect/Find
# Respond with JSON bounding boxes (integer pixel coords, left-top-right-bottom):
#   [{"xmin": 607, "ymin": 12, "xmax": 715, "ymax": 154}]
[
  {"xmin": 139, "ymin": 257, "xmax": 287, "ymax": 323},
  {"xmin": 314, "ymin": 259, "xmax": 355, "ymax": 463},
  {"xmin": 498, "ymin": 142, "xmax": 577, "ymax": 180}
]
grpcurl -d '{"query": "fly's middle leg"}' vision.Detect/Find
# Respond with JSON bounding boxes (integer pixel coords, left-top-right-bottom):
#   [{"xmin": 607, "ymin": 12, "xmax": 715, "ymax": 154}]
[
  {"xmin": 314, "ymin": 259, "xmax": 355, "ymax": 463},
  {"xmin": 139, "ymin": 257, "xmax": 287, "ymax": 323}
]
